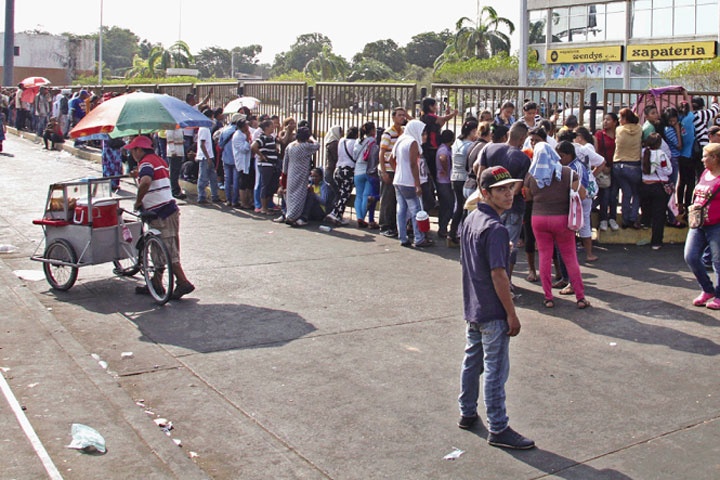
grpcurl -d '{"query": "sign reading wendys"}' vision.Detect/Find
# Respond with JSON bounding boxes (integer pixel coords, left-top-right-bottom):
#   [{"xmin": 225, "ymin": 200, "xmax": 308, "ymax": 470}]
[
  {"xmin": 627, "ymin": 41, "xmax": 717, "ymax": 61},
  {"xmin": 546, "ymin": 46, "xmax": 623, "ymax": 64}
]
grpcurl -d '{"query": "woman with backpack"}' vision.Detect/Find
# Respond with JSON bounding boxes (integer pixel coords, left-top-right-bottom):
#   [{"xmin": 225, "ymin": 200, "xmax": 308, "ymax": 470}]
[
  {"xmin": 447, "ymin": 118, "xmax": 479, "ymax": 247},
  {"xmin": 353, "ymin": 122, "xmax": 379, "ymax": 228},
  {"xmin": 325, "ymin": 126, "xmax": 359, "ymax": 226}
]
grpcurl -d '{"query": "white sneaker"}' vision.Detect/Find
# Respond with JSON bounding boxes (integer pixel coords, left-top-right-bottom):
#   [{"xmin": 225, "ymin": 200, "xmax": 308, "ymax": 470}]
[
  {"xmin": 599, "ymin": 220, "xmax": 608, "ymax": 231},
  {"xmin": 608, "ymin": 219, "xmax": 619, "ymax": 231}
]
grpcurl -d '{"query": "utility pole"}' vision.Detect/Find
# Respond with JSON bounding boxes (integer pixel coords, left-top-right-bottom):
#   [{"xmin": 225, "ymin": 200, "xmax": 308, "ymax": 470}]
[
  {"xmin": 98, "ymin": 0, "xmax": 103, "ymax": 85},
  {"xmin": 3, "ymin": 0, "xmax": 15, "ymax": 87},
  {"xmin": 519, "ymin": 0, "xmax": 528, "ymax": 87}
]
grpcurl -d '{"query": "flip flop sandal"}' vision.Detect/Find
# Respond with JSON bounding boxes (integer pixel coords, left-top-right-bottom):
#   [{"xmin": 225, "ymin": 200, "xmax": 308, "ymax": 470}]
[
  {"xmin": 526, "ymin": 272, "xmax": 539, "ymax": 282},
  {"xmin": 543, "ymin": 299, "xmax": 555, "ymax": 308},
  {"xmin": 577, "ymin": 298, "xmax": 591, "ymax": 309},
  {"xmin": 559, "ymin": 285, "xmax": 575, "ymax": 295}
]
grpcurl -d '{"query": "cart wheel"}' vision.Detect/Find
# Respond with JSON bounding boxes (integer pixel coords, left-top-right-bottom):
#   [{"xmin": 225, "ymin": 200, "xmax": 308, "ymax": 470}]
[
  {"xmin": 142, "ymin": 235, "xmax": 173, "ymax": 305},
  {"xmin": 43, "ymin": 239, "xmax": 79, "ymax": 291}
]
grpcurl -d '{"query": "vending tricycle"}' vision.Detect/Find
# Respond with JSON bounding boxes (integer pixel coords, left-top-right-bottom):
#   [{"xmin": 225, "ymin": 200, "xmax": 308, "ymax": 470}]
[{"xmin": 30, "ymin": 176, "xmax": 174, "ymax": 304}]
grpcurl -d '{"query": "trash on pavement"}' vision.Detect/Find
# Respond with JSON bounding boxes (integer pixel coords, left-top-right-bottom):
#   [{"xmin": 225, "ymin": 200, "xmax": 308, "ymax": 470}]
[
  {"xmin": 443, "ymin": 447, "xmax": 465, "ymax": 460},
  {"xmin": 12, "ymin": 270, "xmax": 45, "ymax": 281},
  {"xmin": 0, "ymin": 244, "xmax": 18, "ymax": 253},
  {"xmin": 66, "ymin": 423, "xmax": 106, "ymax": 454},
  {"xmin": 121, "ymin": 352, "xmax": 134, "ymax": 359}
]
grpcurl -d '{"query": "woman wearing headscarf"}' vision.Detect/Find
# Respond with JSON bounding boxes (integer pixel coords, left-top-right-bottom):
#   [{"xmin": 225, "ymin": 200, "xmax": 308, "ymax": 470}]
[
  {"xmin": 523, "ymin": 142, "xmax": 590, "ymax": 309},
  {"xmin": 323, "ymin": 125, "xmax": 343, "ymax": 206},
  {"xmin": 392, "ymin": 119, "xmax": 433, "ymax": 248},
  {"xmin": 283, "ymin": 126, "xmax": 320, "ymax": 226}
]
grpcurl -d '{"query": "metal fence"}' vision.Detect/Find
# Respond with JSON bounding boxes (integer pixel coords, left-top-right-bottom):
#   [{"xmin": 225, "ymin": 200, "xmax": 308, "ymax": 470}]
[{"xmin": 604, "ymin": 88, "xmax": 720, "ymax": 124}]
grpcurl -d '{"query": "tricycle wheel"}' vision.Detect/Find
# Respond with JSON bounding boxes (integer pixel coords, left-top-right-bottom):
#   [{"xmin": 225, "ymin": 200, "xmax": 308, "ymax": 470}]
[
  {"xmin": 142, "ymin": 235, "xmax": 173, "ymax": 305},
  {"xmin": 43, "ymin": 239, "xmax": 78, "ymax": 291},
  {"xmin": 113, "ymin": 256, "xmax": 140, "ymax": 277}
]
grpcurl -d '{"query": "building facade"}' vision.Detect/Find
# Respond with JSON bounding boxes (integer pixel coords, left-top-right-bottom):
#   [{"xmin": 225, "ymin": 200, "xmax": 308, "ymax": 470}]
[
  {"xmin": 0, "ymin": 32, "xmax": 95, "ymax": 86},
  {"xmin": 528, "ymin": 0, "xmax": 720, "ymax": 91}
]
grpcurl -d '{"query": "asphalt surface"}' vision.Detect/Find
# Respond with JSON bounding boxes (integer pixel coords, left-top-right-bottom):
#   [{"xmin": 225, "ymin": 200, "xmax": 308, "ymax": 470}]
[{"xmin": 0, "ymin": 134, "xmax": 719, "ymax": 479}]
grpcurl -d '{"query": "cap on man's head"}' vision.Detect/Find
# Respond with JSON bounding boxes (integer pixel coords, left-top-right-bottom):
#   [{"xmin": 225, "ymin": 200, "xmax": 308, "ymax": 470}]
[
  {"xmin": 123, "ymin": 135, "xmax": 153, "ymax": 150},
  {"xmin": 480, "ymin": 166, "xmax": 522, "ymax": 191},
  {"xmin": 230, "ymin": 113, "xmax": 246, "ymax": 124}
]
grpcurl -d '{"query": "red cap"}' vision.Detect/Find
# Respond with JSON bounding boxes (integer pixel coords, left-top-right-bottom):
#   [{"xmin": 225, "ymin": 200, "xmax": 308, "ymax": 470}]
[{"xmin": 123, "ymin": 135, "xmax": 153, "ymax": 150}]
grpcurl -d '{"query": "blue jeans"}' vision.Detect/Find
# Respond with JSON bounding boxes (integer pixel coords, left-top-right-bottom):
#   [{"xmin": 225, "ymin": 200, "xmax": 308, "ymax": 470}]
[
  {"xmin": 354, "ymin": 173, "xmax": 370, "ymax": 221},
  {"xmin": 223, "ymin": 163, "xmax": 239, "ymax": 205},
  {"xmin": 684, "ymin": 223, "xmax": 720, "ymax": 296},
  {"xmin": 458, "ymin": 319, "xmax": 510, "ymax": 434},
  {"xmin": 197, "ymin": 159, "xmax": 219, "ymax": 201},
  {"xmin": 395, "ymin": 185, "xmax": 425, "ymax": 245},
  {"xmin": 613, "ymin": 163, "xmax": 641, "ymax": 225}
]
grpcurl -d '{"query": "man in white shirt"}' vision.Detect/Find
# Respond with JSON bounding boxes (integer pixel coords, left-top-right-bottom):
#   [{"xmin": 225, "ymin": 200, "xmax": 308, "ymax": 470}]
[
  {"xmin": 195, "ymin": 109, "xmax": 220, "ymax": 204},
  {"xmin": 166, "ymin": 128, "xmax": 186, "ymax": 199}
]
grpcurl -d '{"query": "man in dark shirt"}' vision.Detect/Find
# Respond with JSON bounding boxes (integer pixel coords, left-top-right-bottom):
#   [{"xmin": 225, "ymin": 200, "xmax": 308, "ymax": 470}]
[
  {"xmin": 457, "ymin": 166, "xmax": 534, "ymax": 450},
  {"xmin": 478, "ymin": 122, "xmax": 530, "ymax": 279}
]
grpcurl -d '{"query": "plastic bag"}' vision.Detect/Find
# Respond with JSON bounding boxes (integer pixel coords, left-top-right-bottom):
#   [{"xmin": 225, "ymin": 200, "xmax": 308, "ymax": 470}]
[{"xmin": 66, "ymin": 423, "xmax": 106, "ymax": 453}]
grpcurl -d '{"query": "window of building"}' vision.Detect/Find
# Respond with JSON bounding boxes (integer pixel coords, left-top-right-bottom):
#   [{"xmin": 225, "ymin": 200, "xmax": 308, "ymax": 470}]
[
  {"xmin": 551, "ymin": 2, "xmax": 627, "ymax": 43},
  {"xmin": 632, "ymin": 0, "xmax": 718, "ymax": 38},
  {"xmin": 529, "ymin": 10, "xmax": 547, "ymax": 44}
]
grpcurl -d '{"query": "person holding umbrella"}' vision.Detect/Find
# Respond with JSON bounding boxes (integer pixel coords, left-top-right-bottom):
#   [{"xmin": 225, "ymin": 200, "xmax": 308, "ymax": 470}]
[{"xmin": 127, "ymin": 135, "xmax": 195, "ymax": 300}]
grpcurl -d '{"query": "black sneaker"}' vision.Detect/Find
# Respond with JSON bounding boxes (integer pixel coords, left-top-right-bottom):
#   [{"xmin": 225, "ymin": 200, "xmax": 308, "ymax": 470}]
[
  {"xmin": 381, "ymin": 229, "xmax": 398, "ymax": 238},
  {"xmin": 487, "ymin": 426, "xmax": 535, "ymax": 450},
  {"xmin": 457, "ymin": 414, "xmax": 479, "ymax": 430}
]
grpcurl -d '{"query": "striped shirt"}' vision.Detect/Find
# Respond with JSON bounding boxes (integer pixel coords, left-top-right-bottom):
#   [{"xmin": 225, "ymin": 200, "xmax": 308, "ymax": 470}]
[
  {"xmin": 694, "ymin": 102, "xmax": 720, "ymax": 147},
  {"xmin": 138, "ymin": 153, "xmax": 178, "ymax": 219},
  {"xmin": 380, "ymin": 124, "xmax": 402, "ymax": 172}
]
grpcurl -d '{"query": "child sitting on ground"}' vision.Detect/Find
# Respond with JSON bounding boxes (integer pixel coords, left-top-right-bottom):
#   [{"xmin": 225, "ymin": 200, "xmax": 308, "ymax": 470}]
[{"xmin": 43, "ymin": 117, "xmax": 64, "ymax": 150}]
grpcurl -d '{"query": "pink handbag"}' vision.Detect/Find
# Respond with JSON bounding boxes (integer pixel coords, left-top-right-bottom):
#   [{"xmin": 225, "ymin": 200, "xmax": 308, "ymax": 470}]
[{"xmin": 568, "ymin": 169, "xmax": 584, "ymax": 232}]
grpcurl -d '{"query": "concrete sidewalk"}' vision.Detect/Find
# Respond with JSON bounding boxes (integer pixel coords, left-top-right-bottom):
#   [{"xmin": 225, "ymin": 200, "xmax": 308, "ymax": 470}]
[{"xmin": 1, "ymin": 134, "xmax": 719, "ymax": 479}]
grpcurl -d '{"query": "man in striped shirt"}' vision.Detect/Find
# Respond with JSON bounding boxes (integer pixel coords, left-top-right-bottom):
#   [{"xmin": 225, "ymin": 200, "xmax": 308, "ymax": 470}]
[
  {"xmin": 128, "ymin": 135, "xmax": 195, "ymax": 300},
  {"xmin": 692, "ymin": 95, "xmax": 720, "ymax": 149}
]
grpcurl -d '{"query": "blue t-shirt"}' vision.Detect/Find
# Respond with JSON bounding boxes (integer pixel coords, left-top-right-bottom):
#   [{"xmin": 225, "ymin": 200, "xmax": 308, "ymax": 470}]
[
  {"xmin": 680, "ymin": 113, "xmax": 695, "ymax": 158},
  {"xmin": 460, "ymin": 203, "xmax": 510, "ymax": 323}
]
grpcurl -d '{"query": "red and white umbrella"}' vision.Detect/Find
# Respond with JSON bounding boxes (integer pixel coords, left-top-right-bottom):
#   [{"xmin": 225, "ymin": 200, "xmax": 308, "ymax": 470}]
[{"xmin": 20, "ymin": 76, "xmax": 51, "ymax": 89}]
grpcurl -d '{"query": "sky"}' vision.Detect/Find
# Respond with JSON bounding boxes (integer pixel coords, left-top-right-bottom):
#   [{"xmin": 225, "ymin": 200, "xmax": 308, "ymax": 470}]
[{"xmin": 3, "ymin": 0, "xmax": 520, "ymax": 64}]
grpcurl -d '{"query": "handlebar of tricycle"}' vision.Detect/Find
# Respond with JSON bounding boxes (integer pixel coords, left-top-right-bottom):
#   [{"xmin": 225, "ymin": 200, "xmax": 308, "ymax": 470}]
[{"xmin": 118, "ymin": 207, "xmax": 158, "ymax": 223}]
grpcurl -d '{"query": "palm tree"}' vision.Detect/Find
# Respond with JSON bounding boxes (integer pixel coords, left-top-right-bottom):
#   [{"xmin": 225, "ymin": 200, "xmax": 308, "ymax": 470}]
[
  {"xmin": 125, "ymin": 54, "xmax": 153, "ymax": 79},
  {"xmin": 303, "ymin": 45, "xmax": 349, "ymax": 81},
  {"xmin": 454, "ymin": 6, "xmax": 515, "ymax": 59},
  {"xmin": 148, "ymin": 40, "xmax": 194, "ymax": 76}
]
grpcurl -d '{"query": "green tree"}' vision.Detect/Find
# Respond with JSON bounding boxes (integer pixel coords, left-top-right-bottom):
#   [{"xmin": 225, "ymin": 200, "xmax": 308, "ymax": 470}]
[
  {"xmin": 347, "ymin": 59, "xmax": 394, "ymax": 82},
  {"xmin": 138, "ymin": 39, "xmax": 159, "ymax": 59},
  {"xmin": 304, "ymin": 45, "xmax": 349, "ymax": 81},
  {"xmin": 405, "ymin": 31, "xmax": 452, "ymax": 69},
  {"xmin": 124, "ymin": 54, "xmax": 153, "ymax": 79},
  {"xmin": 102, "ymin": 26, "xmax": 139, "ymax": 72},
  {"xmin": 271, "ymin": 33, "xmax": 332, "ymax": 76},
  {"xmin": 148, "ymin": 40, "xmax": 194, "ymax": 76},
  {"xmin": 454, "ymin": 6, "xmax": 515, "ymax": 60},
  {"xmin": 231, "ymin": 45, "xmax": 263, "ymax": 75},
  {"xmin": 195, "ymin": 46, "xmax": 231, "ymax": 78},
  {"xmin": 352, "ymin": 39, "xmax": 406, "ymax": 73},
  {"xmin": 664, "ymin": 58, "xmax": 720, "ymax": 91}
]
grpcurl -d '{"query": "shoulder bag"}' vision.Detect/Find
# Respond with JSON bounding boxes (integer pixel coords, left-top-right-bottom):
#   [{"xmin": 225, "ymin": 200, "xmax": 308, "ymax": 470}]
[
  {"xmin": 595, "ymin": 134, "xmax": 611, "ymax": 189},
  {"xmin": 688, "ymin": 184, "xmax": 720, "ymax": 228},
  {"xmin": 568, "ymin": 169, "xmax": 584, "ymax": 232}
]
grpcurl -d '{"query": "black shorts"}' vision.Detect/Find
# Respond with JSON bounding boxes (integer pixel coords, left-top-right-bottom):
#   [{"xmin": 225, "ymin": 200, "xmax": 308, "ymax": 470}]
[{"xmin": 259, "ymin": 165, "xmax": 278, "ymax": 198}]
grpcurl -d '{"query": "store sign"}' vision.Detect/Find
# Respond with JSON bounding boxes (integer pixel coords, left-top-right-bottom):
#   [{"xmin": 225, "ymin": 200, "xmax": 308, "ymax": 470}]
[
  {"xmin": 546, "ymin": 46, "xmax": 623, "ymax": 64},
  {"xmin": 627, "ymin": 41, "xmax": 717, "ymax": 61}
]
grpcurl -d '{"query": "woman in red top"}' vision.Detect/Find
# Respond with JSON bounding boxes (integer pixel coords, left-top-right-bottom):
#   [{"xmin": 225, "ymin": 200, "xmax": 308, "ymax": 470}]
[
  {"xmin": 595, "ymin": 112, "xmax": 618, "ymax": 231},
  {"xmin": 684, "ymin": 143, "xmax": 720, "ymax": 310}
]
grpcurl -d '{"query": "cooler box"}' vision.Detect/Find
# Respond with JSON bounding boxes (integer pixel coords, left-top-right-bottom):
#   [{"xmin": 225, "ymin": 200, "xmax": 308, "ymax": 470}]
[{"xmin": 73, "ymin": 198, "xmax": 119, "ymax": 228}]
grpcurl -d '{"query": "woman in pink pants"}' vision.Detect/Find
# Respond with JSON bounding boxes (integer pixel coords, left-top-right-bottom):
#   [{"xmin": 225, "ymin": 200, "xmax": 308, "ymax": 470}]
[{"xmin": 523, "ymin": 143, "xmax": 591, "ymax": 309}]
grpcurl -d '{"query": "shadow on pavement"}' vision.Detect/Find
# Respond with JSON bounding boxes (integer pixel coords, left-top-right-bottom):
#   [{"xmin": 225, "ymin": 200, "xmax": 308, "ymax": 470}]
[
  {"xmin": 505, "ymin": 448, "xmax": 634, "ymax": 479},
  {"xmin": 122, "ymin": 300, "xmax": 316, "ymax": 353}
]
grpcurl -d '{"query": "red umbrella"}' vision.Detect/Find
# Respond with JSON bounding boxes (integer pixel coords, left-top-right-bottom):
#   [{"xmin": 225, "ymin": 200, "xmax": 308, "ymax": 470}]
[
  {"xmin": 19, "ymin": 76, "xmax": 51, "ymax": 103},
  {"xmin": 20, "ymin": 76, "xmax": 51, "ymax": 89}
]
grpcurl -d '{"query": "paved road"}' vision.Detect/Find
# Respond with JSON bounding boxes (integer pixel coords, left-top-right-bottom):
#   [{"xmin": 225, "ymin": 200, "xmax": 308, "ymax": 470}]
[{"xmin": 0, "ymin": 134, "xmax": 719, "ymax": 479}]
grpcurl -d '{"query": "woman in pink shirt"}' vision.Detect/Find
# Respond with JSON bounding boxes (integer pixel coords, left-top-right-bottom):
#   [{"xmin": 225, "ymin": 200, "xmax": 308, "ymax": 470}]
[{"xmin": 684, "ymin": 143, "xmax": 720, "ymax": 310}]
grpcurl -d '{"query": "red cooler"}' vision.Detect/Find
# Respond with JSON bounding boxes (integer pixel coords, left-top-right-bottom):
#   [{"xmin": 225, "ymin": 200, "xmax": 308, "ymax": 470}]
[{"xmin": 74, "ymin": 198, "xmax": 119, "ymax": 228}]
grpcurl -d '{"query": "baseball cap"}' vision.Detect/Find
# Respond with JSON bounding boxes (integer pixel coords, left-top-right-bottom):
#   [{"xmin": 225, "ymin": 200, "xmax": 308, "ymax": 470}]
[
  {"xmin": 230, "ymin": 113, "xmax": 246, "ymax": 124},
  {"xmin": 123, "ymin": 135, "xmax": 153, "ymax": 150},
  {"xmin": 480, "ymin": 166, "xmax": 522, "ymax": 190}
]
